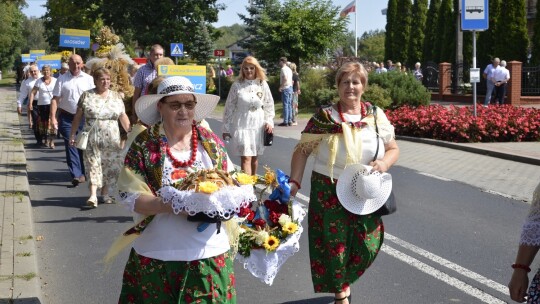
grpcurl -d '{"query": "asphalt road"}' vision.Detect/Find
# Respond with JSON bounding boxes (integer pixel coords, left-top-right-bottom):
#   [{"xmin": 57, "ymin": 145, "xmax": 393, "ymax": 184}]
[{"xmin": 24, "ymin": 118, "xmax": 535, "ymax": 304}]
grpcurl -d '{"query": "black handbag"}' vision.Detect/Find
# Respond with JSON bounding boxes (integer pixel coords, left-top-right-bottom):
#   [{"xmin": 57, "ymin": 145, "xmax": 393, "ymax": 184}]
[
  {"xmin": 371, "ymin": 106, "xmax": 397, "ymax": 216},
  {"xmin": 264, "ymin": 131, "xmax": 273, "ymax": 146}
]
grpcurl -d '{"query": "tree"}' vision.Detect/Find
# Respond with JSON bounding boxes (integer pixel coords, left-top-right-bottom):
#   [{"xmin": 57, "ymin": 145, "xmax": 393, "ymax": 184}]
[
  {"xmin": 358, "ymin": 30, "xmax": 385, "ymax": 63},
  {"xmin": 41, "ymin": 0, "xmax": 101, "ymax": 55},
  {"xmin": 392, "ymin": 0, "xmax": 412, "ymax": 64},
  {"xmin": 385, "ymin": 0, "xmax": 398, "ymax": 61},
  {"xmin": 407, "ymin": 0, "xmax": 428, "ymax": 65},
  {"xmin": 22, "ymin": 17, "xmax": 49, "ymax": 53},
  {"xmin": 477, "ymin": 0, "xmax": 500, "ymax": 68},
  {"xmin": 0, "ymin": 1, "xmax": 24, "ymax": 71},
  {"xmin": 422, "ymin": 0, "xmax": 440, "ymax": 63},
  {"xmin": 435, "ymin": 0, "xmax": 454, "ymax": 63},
  {"xmin": 530, "ymin": 1, "xmax": 540, "ymax": 65},
  {"xmin": 214, "ymin": 24, "xmax": 248, "ymax": 50},
  {"xmin": 493, "ymin": 0, "xmax": 529, "ymax": 63},
  {"xmin": 241, "ymin": 0, "xmax": 347, "ymax": 66}
]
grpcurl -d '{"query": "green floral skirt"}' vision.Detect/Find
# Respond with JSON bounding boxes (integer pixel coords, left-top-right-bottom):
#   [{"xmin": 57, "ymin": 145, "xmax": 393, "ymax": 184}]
[
  {"xmin": 118, "ymin": 249, "xmax": 236, "ymax": 304},
  {"xmin": 308, "ymin": 171, "xmax": 384, "ymax": 293}
]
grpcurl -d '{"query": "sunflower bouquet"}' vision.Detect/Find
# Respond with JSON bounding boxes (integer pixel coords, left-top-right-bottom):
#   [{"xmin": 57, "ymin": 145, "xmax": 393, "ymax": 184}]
[{"xmin": 235, "ymin": 167, "xmax": 306, "ymax": 285}]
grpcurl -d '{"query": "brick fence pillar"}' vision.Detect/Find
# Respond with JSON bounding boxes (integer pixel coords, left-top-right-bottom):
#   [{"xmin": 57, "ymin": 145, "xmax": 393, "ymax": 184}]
[
  {"xmin": 506, "ymin": 61, "xmax": 522, "ymax": 106},
  {"xmin": 438, "ymin": 62, "xmax": 452, "ymax": 101}
]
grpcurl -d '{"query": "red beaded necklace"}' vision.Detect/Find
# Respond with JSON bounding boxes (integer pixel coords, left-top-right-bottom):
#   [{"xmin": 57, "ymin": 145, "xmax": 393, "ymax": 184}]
[
  {"xmin": 337, "ymin": 102, "xmax": 366, "ymax": 123},
  {"xmin": 165, "ymin": 124, "xmax": 198, "ymax": 168}
]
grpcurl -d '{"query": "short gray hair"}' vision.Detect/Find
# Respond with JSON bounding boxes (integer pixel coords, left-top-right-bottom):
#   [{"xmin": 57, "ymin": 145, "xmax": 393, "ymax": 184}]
[{"xmin": 500, "ymin": 60, "xmax": 507, "ymax": 67}]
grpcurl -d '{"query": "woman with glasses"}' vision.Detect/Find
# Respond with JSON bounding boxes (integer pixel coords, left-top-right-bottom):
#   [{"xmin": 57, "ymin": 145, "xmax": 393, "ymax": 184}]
[{"xmin": 222, "ymin": 56, "xmax": 275, "ymax": 175}]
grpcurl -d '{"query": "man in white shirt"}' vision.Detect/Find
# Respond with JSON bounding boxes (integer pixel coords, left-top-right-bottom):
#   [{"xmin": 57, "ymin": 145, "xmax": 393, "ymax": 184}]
[
  {"xmin": 375, "ymin": 62, "xmax": 387, "ymax": 74},
  {"xmin": 17, "ymin": 65, "xmax": 41, "ymax": 142},
  {"xmin": 482, "ymin": 57, "xmax": 500, "ymax": 106},
  {"xmin": 490, "ymin": 60, "xmax": 510, "ymax": 105},
  {"xmin": 278, "ymin": 57, "xmax": 293, "ymax": 126},
  {"xmin": 50, "ymin": 54, "xmax": 95, "ymax": 186}
]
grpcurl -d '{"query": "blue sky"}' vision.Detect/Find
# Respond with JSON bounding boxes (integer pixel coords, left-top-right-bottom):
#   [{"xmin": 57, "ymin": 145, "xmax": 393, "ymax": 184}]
[{"xmin": 22, "ymin": 0, "xmax": 387, "ymax": 36}]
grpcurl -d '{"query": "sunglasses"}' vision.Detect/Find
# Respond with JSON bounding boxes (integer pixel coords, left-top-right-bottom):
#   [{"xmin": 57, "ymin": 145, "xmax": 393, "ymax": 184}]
[{"xmin": 163, "ymin": 101, "xmax": 197, "ymax": 111}]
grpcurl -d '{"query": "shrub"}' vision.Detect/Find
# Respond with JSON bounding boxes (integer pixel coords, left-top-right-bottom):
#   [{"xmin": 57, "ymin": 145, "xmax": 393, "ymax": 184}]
[
  {"xmin": 212, "ymin": 76, "xmax": 235, "ymax": 100},
  {"xmin": 312, "ymin": 88, "xmax": 338, "ymax": 107},
  {"xmin": 386, "ymin": 104, "xmax": 540, "ymax": 142},
  {"xmin": 363, "ymin": 84, "xmax": 392, "ymax": 109},
  {"xmin": 368, "ymin": 71, "xmax": 431, "ymax": 108},
  {"xmin": 300, "ymin": 68, "xmax": 332, "ymax": 108}
]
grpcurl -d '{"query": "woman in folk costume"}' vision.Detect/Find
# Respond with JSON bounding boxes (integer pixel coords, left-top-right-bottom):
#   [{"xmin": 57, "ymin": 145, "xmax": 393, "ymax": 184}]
[
  {"xmin": 108, "ymin": 76, "xmax": 254, "ymax": 303},
  {"xmin": 288, "ymin": 62, "xmax": 400, "ymax": 304}
]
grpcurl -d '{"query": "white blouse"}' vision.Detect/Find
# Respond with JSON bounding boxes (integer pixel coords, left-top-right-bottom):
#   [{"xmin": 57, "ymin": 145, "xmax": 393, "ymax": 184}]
[{"xmin": 33, "ymin": 77, "xmax": 57, "ymax": 106}]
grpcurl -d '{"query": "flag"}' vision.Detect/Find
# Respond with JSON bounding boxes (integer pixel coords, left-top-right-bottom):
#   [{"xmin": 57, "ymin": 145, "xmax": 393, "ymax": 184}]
[{"xmin": 340, "ymin": 0, "xmax": 356, "ymax": 17}]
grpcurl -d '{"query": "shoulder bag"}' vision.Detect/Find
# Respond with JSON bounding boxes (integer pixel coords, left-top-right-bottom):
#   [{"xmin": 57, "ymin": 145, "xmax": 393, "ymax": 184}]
[
  {"xmin": 75, "ymin": 92, "xmax": 109, "ymax": 150},
  {"xmin": 372, "ymin": 106, "xmax": 397, "ymax": 216}
]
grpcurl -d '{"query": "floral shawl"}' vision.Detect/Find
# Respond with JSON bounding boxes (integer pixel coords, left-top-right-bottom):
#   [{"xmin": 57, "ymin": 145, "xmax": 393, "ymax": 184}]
[
  {"xmin": 104, "ymin": 123, "xmax": 228, "ymax": 263},
  {"xmin": 294, "ymin": 103, "xmax": 395, "ymax": 180}
]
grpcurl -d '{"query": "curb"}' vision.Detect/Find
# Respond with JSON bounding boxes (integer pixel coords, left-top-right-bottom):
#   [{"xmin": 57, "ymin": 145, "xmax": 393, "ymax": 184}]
[
  {"xmin": 0, "ymin": 89, "xmax": 42, "ymax": 303},
  {"xmin": 397, "ymin": 135, "xmax": 540, "ymax": 166}
]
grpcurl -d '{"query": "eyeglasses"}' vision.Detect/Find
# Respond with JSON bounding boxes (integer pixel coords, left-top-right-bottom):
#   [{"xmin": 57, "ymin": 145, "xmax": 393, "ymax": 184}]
[
  {"xmin": 163, "ymin": 101, "xmax": 197, "ymax": 111},
  {"xmin": 242, "ymin": 67, "xmax": 255, "ymax": 71}
]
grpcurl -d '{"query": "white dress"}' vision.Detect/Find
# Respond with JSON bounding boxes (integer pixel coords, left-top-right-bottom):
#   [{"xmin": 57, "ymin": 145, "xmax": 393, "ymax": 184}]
[{"xmin": 222, "ymin": 79, "xmax": 275, "ymax": 156}]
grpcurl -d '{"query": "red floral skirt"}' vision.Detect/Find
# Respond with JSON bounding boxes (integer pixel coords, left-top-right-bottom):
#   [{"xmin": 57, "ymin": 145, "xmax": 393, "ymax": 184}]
[
  {"xmin": 308, "ymin": 171, "xmax": 384, "ymax": 293},
  {"xmin": 118, "ymin": 249, "xmax": 236, "ymax": 304}
]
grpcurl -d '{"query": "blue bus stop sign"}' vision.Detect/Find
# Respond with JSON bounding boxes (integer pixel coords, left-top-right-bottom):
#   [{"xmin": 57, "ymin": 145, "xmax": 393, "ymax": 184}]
[{"xmin": 461, "ymin": 0, "xmax": 489, "ymax": 31}]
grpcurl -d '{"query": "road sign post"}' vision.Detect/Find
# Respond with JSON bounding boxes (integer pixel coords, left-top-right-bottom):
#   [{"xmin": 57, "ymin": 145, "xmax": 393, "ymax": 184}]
[
  {"xmin": 461, "ymin": 0, "xmax": 488, "ymax": 117},
  {"xmin": 214, "ymin": 50, "xmax": 225, "ymax": 99},
  {"xmin": 170, "ymin": 43, "xmax": 184, "ymax": 65}
]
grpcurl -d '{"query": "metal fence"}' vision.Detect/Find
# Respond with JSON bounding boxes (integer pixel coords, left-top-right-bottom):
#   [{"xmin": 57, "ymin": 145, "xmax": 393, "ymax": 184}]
[
  {"xmin": 522, "ymin": 65, "xmax": 540, "ymax": 96},
  {"xmin": 422, "ymin": 61, "xmax": 439, "ymax": 92}
]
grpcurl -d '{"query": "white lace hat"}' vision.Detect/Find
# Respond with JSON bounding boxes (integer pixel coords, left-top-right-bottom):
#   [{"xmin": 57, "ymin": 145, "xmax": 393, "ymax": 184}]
[
  {"xmin": 336, "ymin": 164, "xmax": 392, "ymax": 215},
  {"xmin": 135, "ymin": 76, "xmax": 220, "ymax": 125}
]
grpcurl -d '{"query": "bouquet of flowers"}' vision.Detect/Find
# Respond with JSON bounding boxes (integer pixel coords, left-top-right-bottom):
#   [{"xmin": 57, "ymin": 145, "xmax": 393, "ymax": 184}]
[{"xmin": 234, "ymin": 167, "xmax": 306, "ymax": 285}]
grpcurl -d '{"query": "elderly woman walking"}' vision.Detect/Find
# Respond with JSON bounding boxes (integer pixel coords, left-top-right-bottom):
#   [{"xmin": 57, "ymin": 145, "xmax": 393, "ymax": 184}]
[
  {"xmin": 288, "ymin": 62, "xmax": 400, "ymax": 304},
  {"xmin": 69, "ymin": 67, "xmax": 130, "ymax": 207},
  {"xmin": 107, "ymin": 76, "xmax": 241, "ymax": 303},
  {"xmin": 28, "ymin": 65, "xmax": 57, "ymax": 148}
]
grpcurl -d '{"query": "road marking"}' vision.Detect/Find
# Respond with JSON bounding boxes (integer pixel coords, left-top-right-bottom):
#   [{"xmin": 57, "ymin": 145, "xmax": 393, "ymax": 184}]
[
  {"xmin": 385, "ymin": 234, "xmax": 509, "ymax": 296},
  {"xmin": 293, "ymin": 192, "xmax": 508, "ymax": 301},
  {"xmin": 418, "ymin": 172, "xmax": 453, "ymax": 181},
  {"xmin": 382, "ymin": 244, "xmax": 506, "ymax": 304}
]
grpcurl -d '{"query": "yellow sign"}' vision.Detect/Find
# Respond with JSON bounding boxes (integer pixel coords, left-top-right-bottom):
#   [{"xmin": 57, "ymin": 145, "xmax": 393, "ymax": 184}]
[
  {"xmin": 30, "ymin": 50, "xmax": 46, "ymax": 54},
  {"xmin": 158, "ymin": 65, "xmax": 205, "ymax": 77},
  {"xmin": 60, "ymin": 28, "xmax": 90, "ymax": 37},
  {"xmin": 38, "ymin": 55, "xmax": 62, "ymax": 60}
]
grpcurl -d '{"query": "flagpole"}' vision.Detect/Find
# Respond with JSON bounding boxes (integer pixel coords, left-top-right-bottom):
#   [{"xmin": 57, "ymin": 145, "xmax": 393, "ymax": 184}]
[{"xmin": 354, "ymin": 0, "xmax": 358, "ymax": 57}]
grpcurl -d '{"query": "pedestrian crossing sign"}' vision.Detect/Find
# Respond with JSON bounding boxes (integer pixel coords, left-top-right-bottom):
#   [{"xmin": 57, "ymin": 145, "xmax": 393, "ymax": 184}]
[{"xmin": 170, "ymin": 43, "xmax": 184, "ymax": 57}]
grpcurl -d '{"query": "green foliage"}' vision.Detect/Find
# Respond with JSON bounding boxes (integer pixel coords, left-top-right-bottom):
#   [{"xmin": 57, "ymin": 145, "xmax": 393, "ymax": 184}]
[
  {"xmin": 493, "ymin": 0, "xmax": 529, "ymax": 63},
  {"xmin": 0, "ymin": 1, "xmax": 24, "ymax": 71},
  {"xmin": 214, "ymin": 76, "xmax": 235, "ymax": 100},
  {"xmin": 531, "ymin": 1, "xmax": 540, "ymax": 65},
  {"xmin": 214, "ymin": 24, "xmax": 248, "ymax": 50},
  {"xmin": 384, "ymin": 0, "xmax": 397, "ymax": 61},
  {"xmin": 393, "ymin": 0, "xmax": 412, "ymax": 64},
  {"xmin": 477, "ymin": 0, "xmax": 500, "ymax": 68},
  {"xmin": 368, "ymin": 71, "xmax": 431, "ymax": 107},
  {"xmin": 97, "ymin": 0, "xmax": 223, "ymax": 62},
  {"xmin": 422, "ymin": 0, "xmax": 440, "ymax": 63},
  {"xmin": 21, "ymin": 17, "xmax": 49, "ymax": 53},
  {"xmin": 408, "ymin": 0, "xmax": 428, "ymax": 64},
  {"xmin": 240, "ymin": 0, "xmax": 348, "ymax": 65},
  {"xmin": 436, "ymin": 0, "xmax": 454, "ymax": 63},
  {"xmin": 358, "ymin": 30, "xmax": 385, "ymax": 63},
  {"xmin": 363, "ymin": 83, "xmax": 392, "ymax": 109},
  {"xmin": 312, "ymin": 88, "xmax": 338, "ymax": 107},
  {"xmin": 297, "ymin": 68, "xmax": 333, "ymax": 107}
]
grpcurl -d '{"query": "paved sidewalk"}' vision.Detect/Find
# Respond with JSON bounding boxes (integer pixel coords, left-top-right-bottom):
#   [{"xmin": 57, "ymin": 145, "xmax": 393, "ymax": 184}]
[{"xmin": 0, "ymin": 87, "xmax": 41, "ymax": 303}]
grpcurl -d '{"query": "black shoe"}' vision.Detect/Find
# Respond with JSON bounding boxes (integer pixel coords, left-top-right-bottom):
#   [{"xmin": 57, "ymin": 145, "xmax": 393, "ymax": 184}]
[
  {"xmin": 278, "ymin": 122, "xmax": 288, "ymax": 126},
  {"xmin": 288, "ymin": 122, "xmax": 292, "ymax": 126},
  {"xmin": 71, "ymin": 178, "xmax": 80, "ymax": 186}
]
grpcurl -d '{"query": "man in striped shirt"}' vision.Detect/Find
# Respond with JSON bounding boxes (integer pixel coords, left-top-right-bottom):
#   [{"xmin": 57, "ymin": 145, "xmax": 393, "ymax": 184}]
[{"xmin": 131, "ymin": 44, "xmax": 164, "ymax": 121}]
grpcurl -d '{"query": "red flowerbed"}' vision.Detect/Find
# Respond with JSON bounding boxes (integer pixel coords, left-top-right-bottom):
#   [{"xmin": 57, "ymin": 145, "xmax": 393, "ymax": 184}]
[{"xmin": 386, "ymin": 104, "xmax": 540, "ymax": 142}]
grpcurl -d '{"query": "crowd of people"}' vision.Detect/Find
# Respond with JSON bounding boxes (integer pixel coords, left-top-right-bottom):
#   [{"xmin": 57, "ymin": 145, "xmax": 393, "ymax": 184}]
[{"xmin": 18, "ymin": 49, "xmax": 523, "ymax": 304}]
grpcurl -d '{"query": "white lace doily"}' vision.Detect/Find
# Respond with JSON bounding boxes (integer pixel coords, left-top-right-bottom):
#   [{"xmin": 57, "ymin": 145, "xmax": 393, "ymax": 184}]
[
  {"xmin": 158, "ymin": 184, "xmax": 256, "ymax": 217},
  {"xmin": 236, "ymin": 200, "xmax": 307, "ymax": 285}
]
